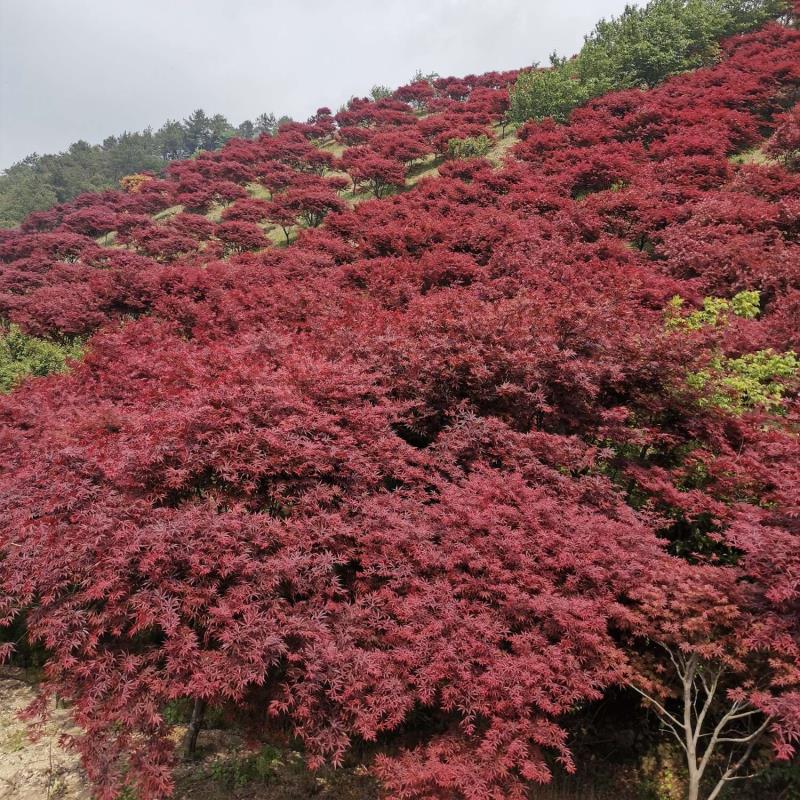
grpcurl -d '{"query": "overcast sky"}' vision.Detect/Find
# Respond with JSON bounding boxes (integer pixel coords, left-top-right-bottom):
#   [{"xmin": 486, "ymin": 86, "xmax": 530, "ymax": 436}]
[{"xmin": 0, "ymin": 0, "xmax": 634, "ymax": 170}]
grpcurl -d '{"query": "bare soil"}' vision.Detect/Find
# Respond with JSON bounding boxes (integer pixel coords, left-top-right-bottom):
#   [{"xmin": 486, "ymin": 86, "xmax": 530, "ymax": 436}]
[
  {"xmin": 0, "ymin": 668, "xmax": 88, "ymax": 800},
  {"xmin": 0, "ymin": 668, "xmax": 377, "ymax": 800}
]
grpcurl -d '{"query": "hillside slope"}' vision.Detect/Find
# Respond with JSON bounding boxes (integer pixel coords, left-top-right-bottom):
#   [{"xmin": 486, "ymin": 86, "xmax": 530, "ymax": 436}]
[{"xmin": 1, "ymin": 7, "xmax": 800, "ymax": 800}]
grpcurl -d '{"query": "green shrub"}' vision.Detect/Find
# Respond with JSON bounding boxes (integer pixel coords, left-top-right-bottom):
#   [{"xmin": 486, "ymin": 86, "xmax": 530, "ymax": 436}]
[
  {"xmin": 509, "ymin": 60, "xmax": 594, "ymax": 123},
  {"xmin": 0, "ymin": 323, "xmax": 83, "ymax": 392},
  {"xmin": 445, "ymin": 134, "xmax": 494, "ymax": 159},
  {"xmin": 665, "ymin": 292, "xmax": 795, "ymax": 413},
  {"xmin": 666, "ymin": 290, "xmax": 761, "ymax": 330},
  {"xmin": 370, "ymin": 85, "xmax": 392, "ymax": 101},
  {"xmin": 687, "ymin": 349, "xmax": 798, "ymax": 413}
]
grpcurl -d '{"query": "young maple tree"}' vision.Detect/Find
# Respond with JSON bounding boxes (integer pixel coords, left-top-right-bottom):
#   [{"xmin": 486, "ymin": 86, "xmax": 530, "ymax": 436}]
[
  {"xmin": 339, "ymin": 148, "xmax": 406, "ymax": 197},
  {"xmin": 766, "ymin": 101, "xmax": 800, "ymax": 169},
  {"xmin": 214, "ymin": 220, "xmax": 268, "ymax": 253},
  {"xmin": 625, "ymin": 558, "xmax": 798, "ymax": 800},
  {"xmin": 266, "ymin": 183, "xmax": 345, "ymax": 229}
]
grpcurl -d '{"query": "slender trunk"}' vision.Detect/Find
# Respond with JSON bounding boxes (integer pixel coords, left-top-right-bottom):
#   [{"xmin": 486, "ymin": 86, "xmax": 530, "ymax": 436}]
[
  {"xmin": 183, "ymin": 698, "xmax": 207, "ymax": 758},
  {"xmin": 683, "ymin": 659, "xmax": 700, "ymax": 800}
]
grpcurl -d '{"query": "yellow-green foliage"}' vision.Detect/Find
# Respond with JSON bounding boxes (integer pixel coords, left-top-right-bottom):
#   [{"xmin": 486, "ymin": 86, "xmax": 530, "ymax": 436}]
[
  {"xmin": 446, "ymin": 135, "xmax": 494, "ymax": 160},
  {"xmin": 687, "ymin": 349, "xmax": 798, "ymax": 413},
  {"xmin": 666, "ymin": 290, "xmax": 760, "ymax": 330},
  {"xmin": 639, "ymin": 743, "xmax": 685, "ymax": 800},
  {"xmin": 0, "ymin": 323, "xmax": 83, "ymax": 392},
  {"xmin": 729, "ymin": 290, "xmax": 761, "ymax": 319},
  {"xmin": 666, "ymin": 291, "xmax": 796, "ymax": 413}
]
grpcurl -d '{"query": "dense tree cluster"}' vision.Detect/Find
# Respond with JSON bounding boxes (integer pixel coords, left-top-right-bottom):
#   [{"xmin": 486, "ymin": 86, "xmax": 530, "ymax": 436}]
[{"xmin": 1, "ymin": 7, "xmax": 800, "ymax": 800}]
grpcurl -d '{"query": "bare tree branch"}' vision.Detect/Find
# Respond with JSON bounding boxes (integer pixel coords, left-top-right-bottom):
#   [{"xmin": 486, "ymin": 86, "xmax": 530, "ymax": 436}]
[
  {"xmin": 631, "ymin": 644, "xmax": 771, "ymax": 800},
  {"xmin": 693, "ymin": 668, "xmax": 720, "ymax": 747},
  {"xmin": 627, "ymin": 682, "xmax": 685, "ymax": 730},
  {"xmin": 706, "ymin": 716, "xmax": 772, "ymax": 800}
]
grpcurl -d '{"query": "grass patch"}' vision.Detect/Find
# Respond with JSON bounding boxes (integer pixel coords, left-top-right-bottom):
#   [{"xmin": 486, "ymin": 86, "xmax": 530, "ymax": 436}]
[
  {"xmin": 208, "ymin": 744, "xmax": 283, "ymax": 789},
  {"xmin": 729, "ymin": 146, "xmax": 773, "ymax": 166},
  {"xmin": 246, "ymin": 182, "xmax": 272, "ymax": 200},
  {"xmin": 95, "ymin": 230, "xmax": 118, "ymax": 246},
  {"xmin": 1, "ymin": 729, "xmax": 26, "ymax": 753},
  {"xmin": 153, "ymin": 204, "xmax": 184, "ymax": 222},
  {"xmin": 320, "ymin": 140, "xmax": 347, "ymax": 158},
  {"xmin": 406, "ymin": 153, "xmax": 443, "ymax": 186},
  {"xmin": 486, "ymin": 130, "xmax": 518, "ymax": 166},
  {"xmin": 205, "ymin": 203, "xmax": 226, "ymax": 223}
]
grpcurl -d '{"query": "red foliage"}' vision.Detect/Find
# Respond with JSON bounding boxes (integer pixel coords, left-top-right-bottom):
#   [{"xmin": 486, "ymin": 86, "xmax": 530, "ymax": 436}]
[
  {"xmin": 62, "ymin": 207, "xmax": 119, "ymax": 237},
  {"xmin": 369, "ymin": 129, "xmax": 432, "ymax": 165},
  {"xmin": 278, "ymin": 185, "xmax": 344, "ymax": 227},
  {"xmin": 1, "ymin": 19, "xmax": 800, "ymax": 800},
  {"xmin": 340, "ymin": 148, "xmax": 406, "ymax": 197},
  {"xmin": 259, "ymin": 131, "xmax": 334, "ymax": 174},
  {"xmin": 766, "ymin": 101, "xmax": 800, "ymax": 169},
  {"xmin": 220, "ymin": 198, "xmax": 272, "ymax": 223},
  {"xmin": 338, "ymin": 125, "xmax": 375, "ymax": 146},
  {"xmin": 215, "ymin": 220, "xmax": 268, "ymax": 253},
  {"xmin": 131, "ymin": 227, "xmax": 200, "ymax": 261},
  {"xmin": 167, "ymin": 212, "xmax": 216, "ymax": 240},
  {"xmin": 393, "ymin": 80, "xmax": 435, "ymax": 110}
]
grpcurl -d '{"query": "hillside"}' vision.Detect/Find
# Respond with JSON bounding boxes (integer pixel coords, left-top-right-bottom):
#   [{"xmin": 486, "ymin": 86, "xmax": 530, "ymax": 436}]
[
  {"xmin": 1, "ymin": 2, "xmax": 800, "ymax": 800},
  {"xmin": 0, "ymin": 110, "xmax": 290, "ymax": 229}
]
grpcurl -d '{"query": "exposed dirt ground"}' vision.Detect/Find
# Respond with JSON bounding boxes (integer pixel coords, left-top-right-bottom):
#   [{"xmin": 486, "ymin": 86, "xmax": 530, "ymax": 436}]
[
  {"xmin": 0, "ymin": 668, "xmax": 377, "ymax": 800},
  {"xmin": 0, "ymin": 669, "xmax": 88, "ymax": 800}
]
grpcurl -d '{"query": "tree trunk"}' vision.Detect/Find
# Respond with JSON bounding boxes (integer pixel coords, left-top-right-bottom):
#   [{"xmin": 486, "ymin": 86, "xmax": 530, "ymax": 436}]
[
  {"xmin": 687, "ymin": 773, "xmax": 700, "ymax": 800},
  {"xmin": 183, "ymin": 698, "xmax": 207, "ymax": 758}
]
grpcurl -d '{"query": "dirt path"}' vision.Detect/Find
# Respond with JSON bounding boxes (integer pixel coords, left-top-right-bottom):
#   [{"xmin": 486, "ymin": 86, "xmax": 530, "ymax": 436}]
[{"xmin": 0, "ymin": 668, "xmax": 89, "ymax": 800}]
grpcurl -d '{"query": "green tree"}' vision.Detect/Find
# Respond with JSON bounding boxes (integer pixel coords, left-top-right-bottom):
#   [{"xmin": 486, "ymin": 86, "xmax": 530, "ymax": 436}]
[
  {"xmin": 510, "ymin": 60, "xmax": 592, "ymax": 123},
  {"xmin": 411, "ymin": 69, "xmax": 440, "ymax": 85},
  {"xmin": 577, "ymin": 0, "xmax": 731, "ymax": 90},
  {"xmin": 510, "ymin": 0, "xmax": 790, "ymax": 124},
  {"xmin": 182, "ymin": 109, "xmax": 212, "ymax": 154},
  {"xmin": 0, "ymin": 161, "xmax": 57, "ymax": 227},
  {"xmin": 237, "ymin": 119, "xmax": 255, "ymax": 139},
  {"xmin": 105, "ymin": 130, "xmax": 162, "ymax": 181},
  {"xmin": 0, "ymin": 109, "xmax": 259, "ymax": 228},
  {"xmin": 254, "ymin": 112, "xmax": 277, "ymax": 137},
  {"xmin": 155, "ymin": 119, "xmax": 188, "ymax": 160},
  {"xmin": 205, "ymin": 113, "xmax": 236, "ymax": 150},
  {"xmin": 371, "ymin": 85, "xmax": 393, "ymax": 101},
  {"xmin": 43, "ymin": 141, "xmax": 107, "ymax": 200}
]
